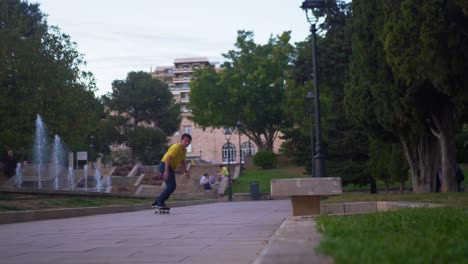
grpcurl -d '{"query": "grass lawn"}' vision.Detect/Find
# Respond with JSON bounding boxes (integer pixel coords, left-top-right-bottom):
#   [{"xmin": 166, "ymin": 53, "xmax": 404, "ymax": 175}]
[
  {"xmin": 0, "ymin": 194, "xmax": 154, "ymax": 212},
  {"xmin": 315, "ymin": 206, "xmax": 468, "ymax": 264},
  {"xmin": 232, "ymin": 166, "xmax": 308, "ymax": 193},
  {"xmin": 233, "ymin": 166, "xmax": 468, "ymax": 263}
]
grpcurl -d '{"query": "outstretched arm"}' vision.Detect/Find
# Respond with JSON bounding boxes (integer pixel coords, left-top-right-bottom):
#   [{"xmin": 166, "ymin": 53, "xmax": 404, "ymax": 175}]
[{"xmin": 181, "ymin": 160, "xmax": 190, "ymax": 178}]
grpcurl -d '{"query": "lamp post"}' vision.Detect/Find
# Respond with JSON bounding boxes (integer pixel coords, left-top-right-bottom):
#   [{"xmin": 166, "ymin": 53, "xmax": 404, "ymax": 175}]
[
  {"xmin": 236, "ymin": 120, "xmax": 243, "ymax": 176},
  {"xmin": 89, "ymin": 135, "xmax": 95, "ymax": 169},
  {"xmin": 224, "ymin": 128, "xmax": 233, "ymax": 202},
  {"xmin": 301, "ymin": 0, "xmax": 326, "ymax": 178},
  {"xmin": 305, "ymin": 91, "xmax": 315, "ymax": 177}
]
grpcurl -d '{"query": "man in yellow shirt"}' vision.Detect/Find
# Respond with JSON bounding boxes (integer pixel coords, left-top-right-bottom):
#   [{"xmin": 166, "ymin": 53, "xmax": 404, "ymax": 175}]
[{"xmin": 152, "ymin": 133, "xmax": 192, "ymax": 208}]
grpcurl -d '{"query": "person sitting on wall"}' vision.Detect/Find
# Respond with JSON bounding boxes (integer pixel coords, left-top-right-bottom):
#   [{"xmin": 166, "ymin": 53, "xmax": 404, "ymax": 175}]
[
  {"xmin": 209, "ymin": 174, "xmax": 217, "ymax": 185},
  {"xmin": 200, "ymin": 173, "xmax": 211, "ymax": 190}
]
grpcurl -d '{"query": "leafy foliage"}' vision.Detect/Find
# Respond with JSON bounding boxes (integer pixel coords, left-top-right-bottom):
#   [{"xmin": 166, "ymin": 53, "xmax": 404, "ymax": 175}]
[
  {"xmin": 102, "ymin": 71, "xmax": 180, "ymax": 164},
  {"xmin": 0, "ymin": 0, "xmax": 102, "ymax": 158},
  {"xmin": 253, "ymin": 151, "xmax": 278, "ymax": 169},
  {"xmin": 189, "ymin": 30, "xmax": 294, "ymax": 151}
]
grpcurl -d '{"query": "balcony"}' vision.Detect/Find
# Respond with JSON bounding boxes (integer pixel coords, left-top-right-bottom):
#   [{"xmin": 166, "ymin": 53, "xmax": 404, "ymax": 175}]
[
  {"xmin": 173, "ymin": 77, "xmax": 191, "ymax": 83},
  {"xmin": 173, "ymin": 68, "xmax": 193, "ymax": 74}
]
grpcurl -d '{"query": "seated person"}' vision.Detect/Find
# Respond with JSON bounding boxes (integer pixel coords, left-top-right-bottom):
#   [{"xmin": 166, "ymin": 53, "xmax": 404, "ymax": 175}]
[
  {"xmin": 209, "ymin": 174, "xmax": 217, "ymax": 185},
  {"xmin": 199, "ymin": 173, "xmax": 211, "ymax": 190}
]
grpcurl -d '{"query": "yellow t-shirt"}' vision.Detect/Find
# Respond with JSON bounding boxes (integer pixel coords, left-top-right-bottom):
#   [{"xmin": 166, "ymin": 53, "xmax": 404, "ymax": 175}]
[
  {"xmin": 221, "ymin": 166, "xmax": 229, "ymax": 176},
  {"xmin": 162, "ymin": 143, "xmax": 187, "ymax": 171}
]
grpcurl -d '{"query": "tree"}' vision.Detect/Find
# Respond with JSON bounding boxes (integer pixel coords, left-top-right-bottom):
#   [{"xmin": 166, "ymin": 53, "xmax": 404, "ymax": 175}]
[
  {"xmin": 383, "ymin": 0, "xmax": 468, "ymax": 192},
  {"xmin": 281, "ymin": 1, "xmax": 372, "ymax": 187},
  {"xmin": 368, "ymin": 138, "xmax": 409, "ymax": 193},
  {"xmin": 0, "ymin": 0, "xmax": 102, "ymax": 159},
  {"xmin": 102, "ymin": 71, "xmax": 180, "ymax": 163},
  {"xmin": 344, "ymin": 0, "xmax": 468, "ymax": 192},
  {"xmin": 189, "ymin": 30, "xmax": 295, "ymax": 152}
]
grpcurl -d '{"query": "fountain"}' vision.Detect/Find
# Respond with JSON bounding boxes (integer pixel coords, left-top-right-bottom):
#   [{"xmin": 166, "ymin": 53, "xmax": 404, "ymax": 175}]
[
  {"xmin": 67, "ymin": 167, "xmax": 74, "ymax": 190},
  {"xmin": 53, "ymin": 135, "xmax": 65, "ymax": 190},
  {"xmin": 34, "ymin": 115, "xmax": 48, "ymax": 189},
  {"xmin": 95, "ymin": 168, "xmax": 102, "ymax": 192},
  {"xmin": 83, "ymin": 164, "xmax": 88, "ymax": 191},
  {"xmin": 15, "ymin": 162, "xmax": 23, "ymax": 188},
  {"xmin": 105, "ymin": 175, "xmax": 112, "ymax": 192}
]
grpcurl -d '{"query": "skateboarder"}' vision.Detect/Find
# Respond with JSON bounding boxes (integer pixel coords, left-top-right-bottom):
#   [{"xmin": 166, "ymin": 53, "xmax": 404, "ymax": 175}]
[{"xmin": 152, "ymin": 133, "xmax": 192, "ymax": 209}]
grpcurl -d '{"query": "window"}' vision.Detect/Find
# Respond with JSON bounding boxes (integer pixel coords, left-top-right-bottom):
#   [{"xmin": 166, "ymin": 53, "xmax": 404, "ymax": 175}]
[
  {"xmin": 242, "ymin": 142, "xmax": 255, "ymax": 158},
  {"xmin": 183, "ymin": 83, "xmax": 189, "ymax": 89},
  {"xmin": 222, "ymin": 143, "xmax": 236, "ymax": 163},
  {"xmin": 167, "ymin": 69, "xmax": 173, "ymax": 75},
  {"xmin": 184, "ymin": 126, "xmax": 192, "ymax": 135}
]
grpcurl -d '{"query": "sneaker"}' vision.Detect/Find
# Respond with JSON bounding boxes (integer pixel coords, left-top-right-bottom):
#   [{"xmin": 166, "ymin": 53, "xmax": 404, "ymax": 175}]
[{"xmin": 154, "ymin": 201, "xmax": 168, "ymax": 208}]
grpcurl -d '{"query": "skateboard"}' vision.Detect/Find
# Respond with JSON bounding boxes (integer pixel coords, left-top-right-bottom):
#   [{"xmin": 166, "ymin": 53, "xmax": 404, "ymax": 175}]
[{"xmin": 155, "ymin": 207, "xmax": 171, "ymax": 214}]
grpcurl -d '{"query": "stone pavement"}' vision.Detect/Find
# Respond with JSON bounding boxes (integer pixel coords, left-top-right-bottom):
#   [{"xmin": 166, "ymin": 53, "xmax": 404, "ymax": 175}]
[{"xmin": 0, "ymin": 200, "xmax": 325, "ymax": 264}]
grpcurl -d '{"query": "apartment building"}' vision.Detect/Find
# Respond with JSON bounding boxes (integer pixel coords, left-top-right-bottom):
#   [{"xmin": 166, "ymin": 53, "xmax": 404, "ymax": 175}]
[{"xmin": 151, "ymin": 57, "xmax": 257, "ymax": 164}]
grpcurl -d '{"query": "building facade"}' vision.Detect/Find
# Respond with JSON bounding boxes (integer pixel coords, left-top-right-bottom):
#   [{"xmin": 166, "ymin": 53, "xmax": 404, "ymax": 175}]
[{"xmin": 151, "ymin": 57, "xmax": 280, "ymax": 165}]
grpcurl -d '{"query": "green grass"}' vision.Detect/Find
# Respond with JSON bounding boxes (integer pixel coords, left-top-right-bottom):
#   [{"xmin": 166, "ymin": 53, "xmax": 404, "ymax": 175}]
[
  {"xmin": 232, "ymin": 166, "xmax": 308, "ymax": 193},
  {"xmin": 0, "ymin": 194, "xmax": 154, "ymax": 212},
  {"xmin": 315, "ymin": 207, "xmax": 468, "ymax": 264}
]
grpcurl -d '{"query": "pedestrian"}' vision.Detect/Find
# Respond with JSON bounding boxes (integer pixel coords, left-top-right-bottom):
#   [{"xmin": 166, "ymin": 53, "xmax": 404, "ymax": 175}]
[
  {"xmin": 200, "ymin": 173, "xmax": 211, "ymax": 190},
  {"xmin": 152, "ymin": 133, "xmax": 192, "ymax": 209},
  {"xmin": 209, "ymin": 174, "xmax": 217, "ymax": 185}
]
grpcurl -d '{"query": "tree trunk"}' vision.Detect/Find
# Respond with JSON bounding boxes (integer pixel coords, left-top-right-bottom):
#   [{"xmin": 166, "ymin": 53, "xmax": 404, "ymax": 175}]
[
  {"xmin": 401, "ymin": 131, "xmax": 439, "ymax": 193},
  {"xmin": 430, "ymin": 103, "xmax": 458, "ymax": 192}
]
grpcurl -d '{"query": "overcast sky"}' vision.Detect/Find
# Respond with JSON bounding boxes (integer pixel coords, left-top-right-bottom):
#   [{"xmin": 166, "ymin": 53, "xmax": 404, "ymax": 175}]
[{"xmin": 32, "ymin": 0, "xmax": 311, "ymax": 96}]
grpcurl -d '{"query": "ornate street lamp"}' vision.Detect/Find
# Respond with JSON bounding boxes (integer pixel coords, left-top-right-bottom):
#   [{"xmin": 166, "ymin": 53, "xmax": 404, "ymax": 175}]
[
  {"xmin": 236, "ymin": 120, "xmax": 243, "ymax": 176},
  {"xmin": 224, "ymin": 128, "xmax": 233, "ymax": 202},
  {"xmin": 301, "ymin": 0, "xmax": 327, "ymax": 178},
  {"xmin": 305, "ymin": 91, "xmax": 315, "ymax": 177}
]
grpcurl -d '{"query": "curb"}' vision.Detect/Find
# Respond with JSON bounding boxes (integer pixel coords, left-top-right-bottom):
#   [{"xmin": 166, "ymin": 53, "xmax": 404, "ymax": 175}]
[
  {"xmin": 254, "ymin": 216, "xmax": 332, "ymax": 264},
  {"xmin": 0, "ymin": 199, "xmax": 218, "ymax": 225}
]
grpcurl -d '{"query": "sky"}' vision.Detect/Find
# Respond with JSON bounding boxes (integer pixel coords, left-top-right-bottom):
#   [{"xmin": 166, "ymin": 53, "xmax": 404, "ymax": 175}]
[{"xmin": 32, "ymin": 0, "xmax": 312, "ymax": 96}]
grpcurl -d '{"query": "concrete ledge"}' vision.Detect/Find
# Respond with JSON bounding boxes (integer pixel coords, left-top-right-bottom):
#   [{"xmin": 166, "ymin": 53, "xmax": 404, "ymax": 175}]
[
  {"xmin": 271, "ymin": 177, "xmax": 342, "ymax": 196},
  {"xmin": 320, "ymin": 201, "xmax": 443, "ymax": 215},
  {"xmin": 232, "ymin": 192, "xmax": 271, "ymax": 201},
  {"xmin": 0, "ymin": 199, "xmax": 218, "ymax": 225},
  {"xmin": 271, "ymin": 178, "xmax": 342, "ymax": 216}
]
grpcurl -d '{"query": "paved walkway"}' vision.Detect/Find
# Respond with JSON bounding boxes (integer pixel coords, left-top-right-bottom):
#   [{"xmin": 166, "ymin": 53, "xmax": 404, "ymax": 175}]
[{"xmin": 0, "ymin": 200, "xmax": 294, "ymax": 264}]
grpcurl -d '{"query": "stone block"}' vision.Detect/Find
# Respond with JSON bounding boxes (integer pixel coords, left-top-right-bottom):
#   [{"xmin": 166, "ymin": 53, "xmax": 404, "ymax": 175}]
[
  {"xmin": 291, "ymin": 196, "xmax": 320, "ymax": 216},
  {"xmin": 271, "ymin": 177, "xmax": 342, "ymax": 197}
]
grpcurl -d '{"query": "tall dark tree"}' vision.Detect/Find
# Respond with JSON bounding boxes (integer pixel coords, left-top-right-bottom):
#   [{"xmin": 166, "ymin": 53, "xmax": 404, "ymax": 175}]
[
  {"xmin": 0, "ymin": 0, "xmax": 102, "ymax": 159},
  {"xmin": 102, "ymin": 71, "xmax": 180, "ymax": 163},
  {"xmin": 345, "ymin": 0, "xmax": 468, "ymax": 192},
  {"xmin": 383, "ymin": 0, "xmax": 468, "ymax": 192},
  {"xmin": 189, "ymin": 30, "xmax": 295, "ymax": 152},
  {"xmin": 282, "ymin": 1, "xmax": 372, "ymax": 187}
]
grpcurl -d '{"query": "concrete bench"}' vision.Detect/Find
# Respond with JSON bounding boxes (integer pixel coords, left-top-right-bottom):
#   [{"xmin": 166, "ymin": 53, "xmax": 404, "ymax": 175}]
[{"xmin": 271, "ymin": 177, "xmax": 342, "ymax": 216}]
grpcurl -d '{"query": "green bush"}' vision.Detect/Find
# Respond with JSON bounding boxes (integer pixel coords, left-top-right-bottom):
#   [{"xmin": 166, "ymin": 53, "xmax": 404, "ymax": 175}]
[{"xmin": 253, "ymin": 151, "xmax": 278, "ymax": 169}]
